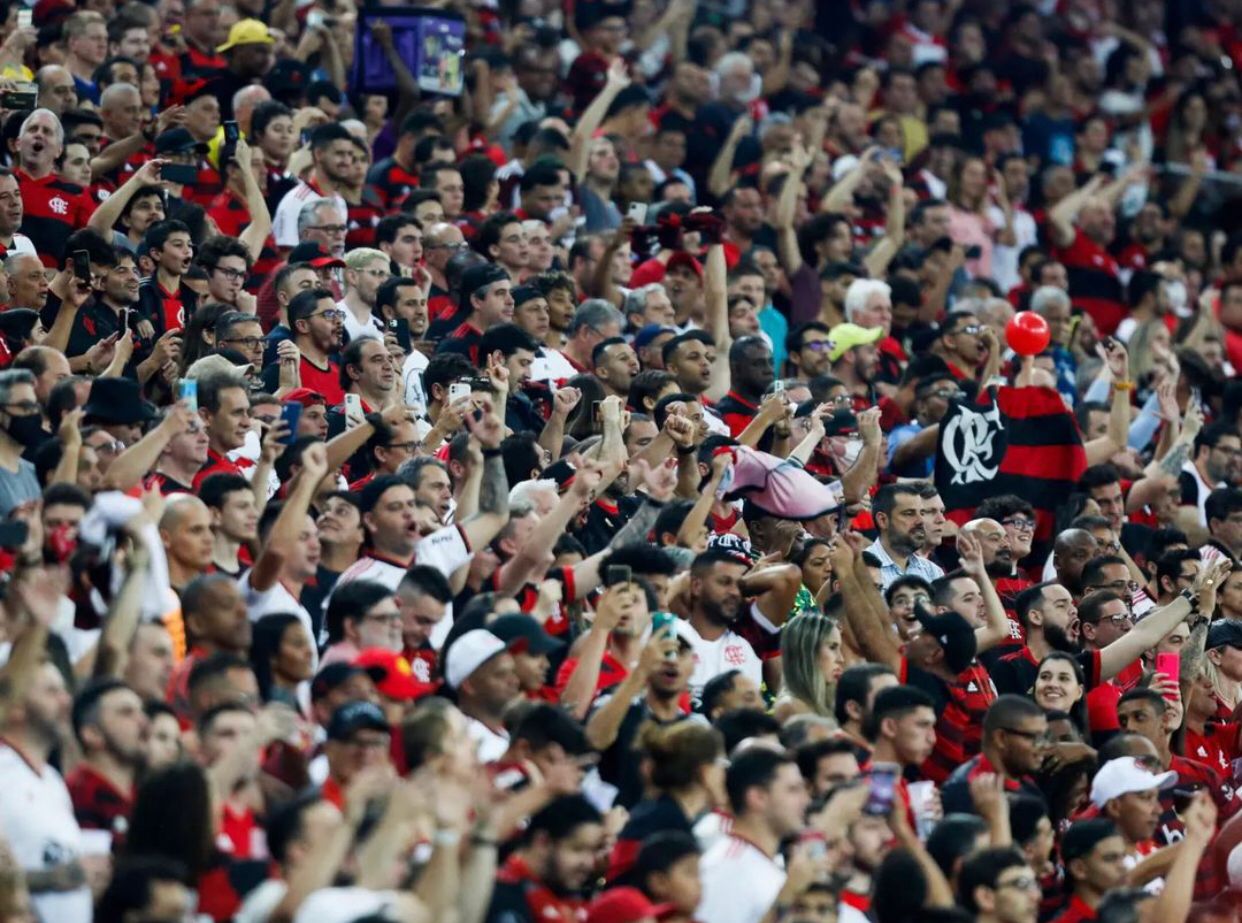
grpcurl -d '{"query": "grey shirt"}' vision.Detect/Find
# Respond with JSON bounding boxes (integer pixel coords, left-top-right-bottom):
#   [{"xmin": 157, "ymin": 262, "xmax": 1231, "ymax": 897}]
[{"xmin": 0, "ymin": 458, "xmax": 40, "ymax": 518}]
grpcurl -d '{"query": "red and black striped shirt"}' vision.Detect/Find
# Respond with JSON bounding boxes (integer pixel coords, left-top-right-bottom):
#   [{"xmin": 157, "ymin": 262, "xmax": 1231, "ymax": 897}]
[
  {"xmin": 903, "ymin": 657, "xmax": 997, "ymax": 783},
  {"xmin": 16, "ymin": 168, "xmax": 96, "ymax": 267}
]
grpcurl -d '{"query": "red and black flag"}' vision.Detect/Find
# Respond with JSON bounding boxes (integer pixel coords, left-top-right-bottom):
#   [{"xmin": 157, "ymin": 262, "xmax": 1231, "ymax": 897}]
[{"xmin": 934, "ymin": 385, "xmax": 1087, "ymax": 543}]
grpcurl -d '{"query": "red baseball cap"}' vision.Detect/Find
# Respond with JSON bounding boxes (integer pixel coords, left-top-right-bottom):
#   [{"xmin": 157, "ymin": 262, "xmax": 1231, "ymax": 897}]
[
  {"xmin": 283, "ymin": 388, "xmax": 326, "ymax": 408},
  {"xmin": 353, "ymin": 649, "xmax": 436, "ymax": 701},
  {"xmin": 586, "ymin": 888, "xmax": 676, "ymax": 923},
  {"xmin": 666, "ymin": 251, "xmax": 703, "ymax": 279}
]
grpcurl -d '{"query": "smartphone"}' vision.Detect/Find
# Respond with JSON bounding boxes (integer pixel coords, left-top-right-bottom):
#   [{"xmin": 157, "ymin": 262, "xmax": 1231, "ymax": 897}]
[
  {"xmin": 344, "ymin": 392, "xmax": 363, "ymax": 428},
  {"xmin": 120, "ymin": 308, "xmax": 132, "ymax": 335},
  {"xmin": 865, "ymin": 762, "xmax": 899, "ymax": 817},
  {"xmin": 388, "ymin": 317, "xmax": 412, "ymax": 353},
  {"xmin": 16, "ymin": 9, "xmax": 31, "ymax": 28},
  {"xmin": 772, "ymin": 379, "xmax": 785, "ymax": 396},
  {"xmin": 963, "ymin": 244, "xmax": 983, "ymax": 260},
  {"xmin": 223, "ymin": 120, "xmax": 239, "ymax": 144},
  {"xmin": 626, "ymin": 201, "xmax": 648, "ymax": 225},
  {"xmin": 592, "ymin": 400, "xmax": 602, "ymax": 423},
  {"xmin": 1155, "ymin": 652, "xmax": 1180, "ymax": 696},
  {"xmin": 160, "ymin": 162, "xmax": 198, "ymax": 186},
  {"xmin": 2, "ymin": 81, "xmax": 36, "ymax": 110},
  {"xmin": 651, "ymin": 611, "xmax": 678, "ymax": 659},
  {"xmin": 72, "ymin": 249, "xmax": 91, "ymax": 284},
  {"xmin": 279, "ymin": 401, "xmax": 301, "ymax": 445},
  {"xmin": 448, "ymin": 381, "xmax": 471, "ymax": 405},
  {"xmin": 606, "ymin": 564, "xmax": 632, "ymax": 586},
  {"xmin": 178, "ymin": 378, "xmax": 197, "ymax": 412},
  {"xmin": 1191, "ymin": 386, "xmax": 1203, "ymax": 409},
  {"xmin": 221, "ymin": 119, "xmax": 239, "ymax": 169},
  {"xmin": 0, "ymin": 520, "xmax": 29, "ymax": 550}
]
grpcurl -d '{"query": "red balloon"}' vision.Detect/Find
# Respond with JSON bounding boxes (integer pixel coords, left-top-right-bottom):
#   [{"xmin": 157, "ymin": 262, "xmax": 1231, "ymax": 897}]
[{"xmin": 1006, "ymin": 311, "xmax": 1051, "ymax": 356}]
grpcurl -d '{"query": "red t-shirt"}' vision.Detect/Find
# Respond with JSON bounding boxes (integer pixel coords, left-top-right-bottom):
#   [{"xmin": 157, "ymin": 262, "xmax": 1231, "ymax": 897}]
[{"xmin": 299, "ymin": 356, "xmax": 345, "ymax": 406}]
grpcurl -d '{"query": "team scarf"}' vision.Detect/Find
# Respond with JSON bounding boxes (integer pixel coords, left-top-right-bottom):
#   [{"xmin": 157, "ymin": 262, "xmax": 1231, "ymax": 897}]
[{"xmin": 934, "ymin": 385, "xmax": 1087, "ymax": 544}]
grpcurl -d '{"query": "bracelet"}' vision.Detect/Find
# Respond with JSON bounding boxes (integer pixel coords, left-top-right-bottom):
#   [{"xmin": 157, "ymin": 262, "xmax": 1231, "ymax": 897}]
[
  {"xmin": 469, "ymin": 833, "xmax": 499, "ymax": 848},
  {"xmin": 364, "ymin": 412, "xmax": 384, "ymax": 429},
  {"xmin": 675, "ymin": 444, "xmax": 696, "ymax": 455},
  {"xmin": 432, "ymin": 829, "xmax": 462, "ymax": 847},
  {"xmin": 481, "ymin": 447, "xmax": 502, "ymax": 458},
  {"xmin": 1113, "ymin": 380, "xmax": 1136, "ymax": 392}
]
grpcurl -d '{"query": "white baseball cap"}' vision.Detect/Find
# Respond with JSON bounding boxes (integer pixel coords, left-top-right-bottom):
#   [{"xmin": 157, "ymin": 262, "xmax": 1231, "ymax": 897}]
[
  {"xmin": 444, "ymin": 629, "xmax": 507, "ymax": 690},
  {"xmin": 1089, "ymin": 757, "xmax": 1177, "ymax": 809}
]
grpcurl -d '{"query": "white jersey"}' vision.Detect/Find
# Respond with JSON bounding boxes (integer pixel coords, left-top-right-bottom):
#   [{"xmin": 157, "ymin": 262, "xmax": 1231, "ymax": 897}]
[
  {"xmin": 336, "ymin": 298, "xmax": 384, "ymax": 344},
  {"xmin": 0, "ymin": 745, "xmax": 92, "ymax": 923},
  {"xmin": 466, "ymin": 715, "xmax": 510, "ymax": 763},
  {"xmin": 402, "ymin": 349, "xmax": 429, "ymax": 414},
  {"xmin": 681, "ymin": 619, "xmax": 762, "ymax": 705},
  {"xmin": 530, "ymin": 347, "xmax": 580, "ymax": 387},
  {"xmin": 328, "ymin": 524, "xmax": 472, "ymax": 649},
  {"xmin": 272, "ymin": 180, "xmax": 348, "ymax": 248},
  {"xmin": 696, "ymin": 834, "xmax": 786, "ymax": 923}
]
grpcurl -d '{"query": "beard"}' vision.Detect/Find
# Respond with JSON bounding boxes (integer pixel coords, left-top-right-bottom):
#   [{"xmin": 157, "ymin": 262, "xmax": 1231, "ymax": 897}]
[
  {"xmin": 1045, "ymin": 623, "xmax": 1078, "ymax": 654},
  {"xmin": 985, "ymin": 558, "xmax": 1013, "ymax": 578},
  {"xmin": 701, "ymin": 596, "xmax": 741, "ymax": 626}
]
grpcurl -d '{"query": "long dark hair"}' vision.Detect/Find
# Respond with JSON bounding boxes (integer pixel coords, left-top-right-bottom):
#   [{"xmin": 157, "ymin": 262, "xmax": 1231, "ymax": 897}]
[
  {"xmin": 249, "ymin": 613, "xmax": 304, "ymax": 701},
  {"xmin": 124, "ymin": 763, "xmax": 214, "ymax": 880}
]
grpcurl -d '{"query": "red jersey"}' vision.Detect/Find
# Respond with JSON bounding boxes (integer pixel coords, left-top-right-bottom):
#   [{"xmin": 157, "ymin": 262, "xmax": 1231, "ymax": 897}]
[
  {"xmin": 298, "ymin": 356, "xmax": 345, "ymax": 406},
  {"xmin": 1051, "ymin": 229, "xmax": 1126, "ymax": 336}
]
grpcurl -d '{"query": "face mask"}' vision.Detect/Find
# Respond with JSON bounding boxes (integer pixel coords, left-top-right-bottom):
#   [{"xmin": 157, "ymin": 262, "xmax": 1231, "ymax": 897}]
[
  {"xmin": 3, "ymin": 412, "xmax": 45, "ymax": 448},
  {"xmin": 1165, "ymin": 280, "xmax": 1187, "ymax": 312},
  {"xmin": 841, "ymin": 436, "xmax": 863, "ymax": 468}
]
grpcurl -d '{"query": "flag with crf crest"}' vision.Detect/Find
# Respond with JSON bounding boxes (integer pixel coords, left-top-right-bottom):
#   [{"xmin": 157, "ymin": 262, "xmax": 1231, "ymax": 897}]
[{"xmin": 934, "ymin": 385, "xmax": 1087, "ymax": 543}]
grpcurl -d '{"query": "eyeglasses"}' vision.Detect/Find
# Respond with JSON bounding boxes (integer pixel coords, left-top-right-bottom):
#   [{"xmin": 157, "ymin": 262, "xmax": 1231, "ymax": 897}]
[
  {"xmin": 803, "ymin": 340, "xmax": 832, "ymax": 352},
  {"xmin": 825, "ymin": 394, "xmax": 852, "ymax": 405},
  {"xmin": 3, "ymin": 401, "xmax": 39, "ymax": 415},
  {"xmin": 928, "ymin": 388, "xmax": 965, "ymax": 400},
  {"xmin": 386, "ymin": 441, "xmax": 419, "ymax": 452},
  {"xmin": 995, "ymin": 876, "xmax": 1040, "ymax": 893},
  {"xmin": 310, "ymin": 224, "xmax": 348, "ymax": 235},
  {"xmin": 1002, "ymin": 517, "xmax": 1036, "ymax": 531},
  {"xmin": 212, "ymin": 266, "xmax": 247, "ymax": 281},
  {"xmin": 221, "ymin": 336, "xmax": 264, "ymax": 349},
  {"xmin": 426, "ymin": 241, "xmax": 468, "ymax": 251},
  {"xmin": 958, "ymin": 324, "xmax": 983, "ymax": 335},
  {"xmin": 307, "ymin": 309, "xmax": 346, "ymax": 322},
  {"xmin": 1001, "ymin": 727, "xmax": 1052, "ymax": 745}
]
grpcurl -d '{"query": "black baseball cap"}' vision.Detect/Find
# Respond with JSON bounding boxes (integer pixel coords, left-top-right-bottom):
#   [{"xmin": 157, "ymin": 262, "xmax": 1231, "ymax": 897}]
[
  {"xmin": 1207, "ymin": 620, "xmax": 1242, "ymax": 651},
  {"xmin": 459, "ymin": 263, "xmax": 511, "ymax": 310},
  {"xmin": 326, "ymin": 700, "xmax": 389, "ymax": 741},
  {"xmin": 913, "ymin": 602, "xmax": 978, "ymax": 674},
  {"xmin": 489, "ymin": 614, "xmax": 563, "ymax": 656}
]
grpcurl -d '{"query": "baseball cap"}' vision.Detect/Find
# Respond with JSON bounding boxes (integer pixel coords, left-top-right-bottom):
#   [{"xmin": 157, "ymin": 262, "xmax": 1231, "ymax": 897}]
[
  {"xmin": 283, "ymin": 388, "xmax": 327, "ymax": 408},
  {"xmin": 666, "ymin": 251, "xmax": 703, "ymax": 279},
  {"xmin": 543, "ymin": 459, "xmax": 577, "ymax": 494},
  {"xmin": 633, "ymin": 324, "xmax": 677, "ymax": 350},
  {"xmin": 586, "ymin": 887, "xmax": 676, "ymax": 923},
  {"xmin": 706, "ymin": 532, "xmax": 757, "ymax": 565},
  {"xmin": 353, "ymin": 649, "xmax": 436, "ymax": 701},
  {"xmin": 443, "ymin": 630, "xmax": 507, "ymax": 690},
  {"xmin": 326, "ymin": 700, "xmax": 389, "ymax": 741},
  {"xmin": 912, "ymin": 603, "xmax": 978, "ymax": 674},
  {"xmin": 1089, "ymin": 756, "xmax": 1177, "ymax": 809},
  {"xmin": 511, "ymin": 283, "xmax": 543, "ymax": 307},
  {"xmin": 1207, "ymin": 620, "xmax": 1242, "ymax": 650},
  {"xmin": 155, "ymin": 127, "xmax": 208, "ymax": 156},
  {"xmin": 218, "ymin": 17, "xmax": 274, "ymax": 52},
  {"xmin": 489, "ymin": 614, "xmax": 564, "ymax": 656},
  {"xmin": 460, "ymin": 263, "xmax": 511, "ymax": 310},
  {"xmin": 310, "ymin": 663, "xmax": 367, "ymax": 702},
  {"xmin": 288, "ymin": 241, "xmax": 346, "ymax": 269},
  {"xmin": 826, "ymin": 322, "xmax": 884, "ymax": 362}
]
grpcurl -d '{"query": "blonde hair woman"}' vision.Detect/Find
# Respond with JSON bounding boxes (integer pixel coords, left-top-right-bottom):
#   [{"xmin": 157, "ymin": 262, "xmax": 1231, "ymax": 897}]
[{"xmin": 775, "ymin": 613, "xmax": 845, "ymax": 721}]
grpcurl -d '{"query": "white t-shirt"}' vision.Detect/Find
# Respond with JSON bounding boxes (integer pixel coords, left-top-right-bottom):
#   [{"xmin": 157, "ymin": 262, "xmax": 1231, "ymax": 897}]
[
  {"xmin": 336, "ymin": 298, "xmax": 385, "ymax": 344},
  {"xmin": 696, "ymin": 834, "xmax": 786, "ymax": 923},
  {"xmin": 402, "ymin": 349, "xmax": 429, "ymax": 414},
  {"xmin": 681, "ymin": 619, "xmax": 762, "ymax": 704},
  {"xmin": 293, "ymin": 887, "xmax": 405, "ymax": 923},
  {"xmin": 328, "ymin": 524, "xmax": 472, "ymax": 649},
  {"xmin": 466, "ymin": 715, "xmax": 510, "ymax": 763},
  {"xmin": 273, "ymin": 181, "xmax": 348, "ymax": 248},
  {"xmin": 0, "ymin": 745, "xmax": 91, "ymax": 923},
  {"xmin": 530, "ymin": 347, "xmax": 580, "ymax": 387}
]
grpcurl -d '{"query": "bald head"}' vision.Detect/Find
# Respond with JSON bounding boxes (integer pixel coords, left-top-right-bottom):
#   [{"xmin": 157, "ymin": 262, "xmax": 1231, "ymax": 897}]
[
  {"xmin": 160, "ymin": 494, "xmax": 210, "ymax": 531},
  {"xmin": 1053, "ymin": 528, "xmax": 1097, "ymax": 594}
]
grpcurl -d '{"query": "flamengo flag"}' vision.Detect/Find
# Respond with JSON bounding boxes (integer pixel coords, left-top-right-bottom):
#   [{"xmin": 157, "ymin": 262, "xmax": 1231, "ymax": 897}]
[{"xmin": 934, "ymin": 385, "xmax": 1087, "ymax": 543}]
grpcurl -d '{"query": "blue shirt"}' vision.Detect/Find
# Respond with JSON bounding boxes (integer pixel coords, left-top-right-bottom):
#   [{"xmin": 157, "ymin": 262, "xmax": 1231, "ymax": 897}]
[
  {"xmin": 865, "ymin": 538, "xmax": 945, "ymax": 591},
  {"xmin": 887, "ymin": 421, "xmax": 932, "ymax": 478}
]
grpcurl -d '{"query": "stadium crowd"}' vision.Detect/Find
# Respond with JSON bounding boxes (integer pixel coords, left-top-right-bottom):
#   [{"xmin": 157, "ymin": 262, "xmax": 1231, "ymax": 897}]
[{"xmin": 0, "ymin": 0, "xmax": 1241, "ymax": 922}]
